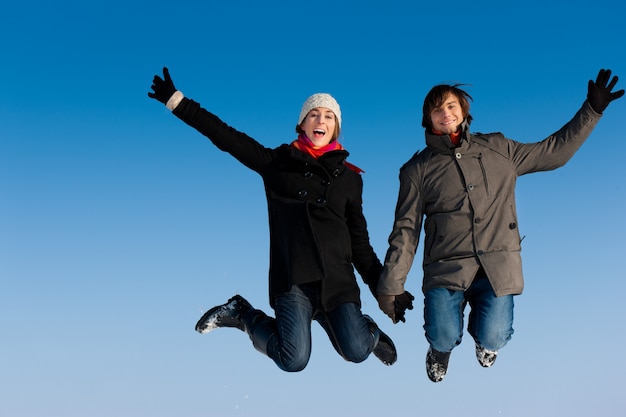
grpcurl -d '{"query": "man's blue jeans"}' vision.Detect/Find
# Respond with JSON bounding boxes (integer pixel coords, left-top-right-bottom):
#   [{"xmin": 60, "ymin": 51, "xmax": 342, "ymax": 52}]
[
  {"xmin": 423, "ymin": 272, "xmax": 514, "ymax": 353},
  {"xmin": 264, "ymin": 283, "xmax": 376, "ymax": 372}
]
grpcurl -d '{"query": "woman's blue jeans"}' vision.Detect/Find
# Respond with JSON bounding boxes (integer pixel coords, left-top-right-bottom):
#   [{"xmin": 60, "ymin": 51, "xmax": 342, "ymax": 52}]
[
  {"xmin": 264, "ymin": 283, "xmax": 375, "ymax": 372},
  {"xmin": 423, "ymin": 272, "xmax": 514, "ymax": 353}
]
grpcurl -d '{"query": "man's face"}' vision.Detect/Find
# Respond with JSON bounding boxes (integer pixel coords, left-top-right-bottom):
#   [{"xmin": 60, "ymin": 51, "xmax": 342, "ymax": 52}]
[
  {"xmin": 300, "ymin": 107, "xmax": 337, "ymax": 146},
  {"xmin": 430, "ymin": 93, "xmax": 464, "ymax": 135}
]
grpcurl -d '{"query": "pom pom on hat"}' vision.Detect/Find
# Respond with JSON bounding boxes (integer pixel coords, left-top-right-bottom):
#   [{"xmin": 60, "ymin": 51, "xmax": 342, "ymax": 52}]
[{"xmin": 298, "ymin": 93, "xmax": 341, "ymax": 128}]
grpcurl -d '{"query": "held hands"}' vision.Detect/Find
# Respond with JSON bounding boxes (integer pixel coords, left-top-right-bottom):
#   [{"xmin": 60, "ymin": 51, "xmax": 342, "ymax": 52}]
[
  {"xmin": 587, "ymin": 69, "xmax": 624, "ymax": 113},
  {"xmin": 148, "ymin": 67, "xmax": 177, "ymax": 104},
  {"xmin": 378, "ymin": 291, "xmax": 415, "ymax": 324}
]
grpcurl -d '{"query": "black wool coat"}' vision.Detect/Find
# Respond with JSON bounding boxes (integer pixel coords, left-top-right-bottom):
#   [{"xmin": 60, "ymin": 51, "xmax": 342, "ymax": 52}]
[{"xmin": 173, "ymin": 98, "xmax": 382, "ymax": 311}]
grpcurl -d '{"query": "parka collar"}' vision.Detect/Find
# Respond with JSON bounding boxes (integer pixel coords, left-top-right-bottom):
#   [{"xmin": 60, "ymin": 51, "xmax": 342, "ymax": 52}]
[{"xmin": 425, "ymin": 120, "xmax": 470, "ymax": 153}]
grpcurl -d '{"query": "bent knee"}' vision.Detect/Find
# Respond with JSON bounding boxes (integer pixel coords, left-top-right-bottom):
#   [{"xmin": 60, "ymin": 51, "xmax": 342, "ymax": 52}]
[
  {"xmin": 340, "ymin": 345, "xmax": 370, "ymax": 364},
  {"xmin": 276, "ymin": 352, "xmax": 310, "ymax": 372}
]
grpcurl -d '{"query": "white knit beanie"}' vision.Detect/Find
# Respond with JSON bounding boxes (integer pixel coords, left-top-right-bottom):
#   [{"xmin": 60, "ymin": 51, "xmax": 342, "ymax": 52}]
[{"xmin": 298, "ymin": 93, "xmax": 341, "ymax": 128}]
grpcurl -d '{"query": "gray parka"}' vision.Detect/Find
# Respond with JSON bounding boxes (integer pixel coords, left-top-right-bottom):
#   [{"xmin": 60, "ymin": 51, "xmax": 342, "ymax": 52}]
[{"xmin": 377, "ymin": 101, "xmax": 601, "ymax": 297}]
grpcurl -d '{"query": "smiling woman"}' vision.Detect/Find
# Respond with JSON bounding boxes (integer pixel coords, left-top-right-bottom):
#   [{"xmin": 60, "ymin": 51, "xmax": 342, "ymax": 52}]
[
  {"xmin": 148, "ymin": 67, "xmax": 414, "ymax": 373},
  {"xmin": 295, "ymin": 93, "xmax": 341, "ymax": 147}
]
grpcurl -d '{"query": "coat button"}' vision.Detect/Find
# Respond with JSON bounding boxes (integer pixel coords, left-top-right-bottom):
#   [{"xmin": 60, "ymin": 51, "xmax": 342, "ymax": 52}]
[
  {"xmin": 455, "ymin": 152, "xmax": 462, "ymax": 159},
  {"xmin": 316, "ymin": 197, "xmax": 327, "ymax": 205},
  {"xmin": 303, "ymin": 171, "xmax": 313, "ymax": 179},
  {"xmin": 477, "ymin": 250, "xmax": 484, "ymax": 256},
  {"xmin": 509, "ymin": 222, "xmax": 517, "ymax": 229},
  {"xmin": 474, "ymin": 218, "xmax": 482, "ymax": 223},
  {"xmin": 332, "ymin": 169, "xmax": 340, "ymax": 177},
  {"xmin": 298, "ymin": 189, "xmax": 308, "ymax": 198},
  {"xmin": 321, "ymin": 179, "xmax": 331, "ymax": 186},
  {"xmin": 468, "ymin": 184, "xmax": 474, "ymax": 191}
]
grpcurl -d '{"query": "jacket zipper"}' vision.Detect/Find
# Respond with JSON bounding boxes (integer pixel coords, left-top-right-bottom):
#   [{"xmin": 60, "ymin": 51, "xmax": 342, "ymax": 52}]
[{"xmin": 477, "ymin": 153, "xmax": 489, "ymax": 196}]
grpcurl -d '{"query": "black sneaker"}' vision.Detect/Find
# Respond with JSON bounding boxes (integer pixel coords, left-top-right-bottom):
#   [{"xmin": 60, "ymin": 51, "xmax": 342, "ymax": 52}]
[
  {"xmin": 475, "ymin": 344, "xmax": 498, "ymax": 367},
  {"xmin": 195, "ymin": 295, "xmax": 249, "ymax": 334},
  {"xmin": 426, "ymin": 346, "xmax": 451, "ymax": 383}
]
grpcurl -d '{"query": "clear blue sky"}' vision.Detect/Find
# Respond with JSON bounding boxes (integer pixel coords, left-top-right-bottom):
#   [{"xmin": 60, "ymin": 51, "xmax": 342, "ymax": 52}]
[{"xmin": 2, "ymin": 1, "xmax": 625, "ymax": 416}]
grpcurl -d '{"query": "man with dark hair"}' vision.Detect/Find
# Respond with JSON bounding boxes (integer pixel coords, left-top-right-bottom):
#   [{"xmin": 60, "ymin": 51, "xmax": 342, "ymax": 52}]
[{"xmin": 377, "ymin": 69, "xmax": 623, "ymax": 382}]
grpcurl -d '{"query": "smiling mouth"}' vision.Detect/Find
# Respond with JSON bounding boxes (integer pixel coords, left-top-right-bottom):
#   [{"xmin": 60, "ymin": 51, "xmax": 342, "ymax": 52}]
[{"xmin": 313, "ymin": 129, "xmax": 326, "ymax": 136}]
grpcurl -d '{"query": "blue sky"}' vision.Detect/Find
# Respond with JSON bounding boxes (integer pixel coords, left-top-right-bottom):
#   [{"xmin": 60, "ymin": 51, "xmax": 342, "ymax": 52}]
[{"xmin": 2, "ymin": 0, "xmax": 625, "ymax": 416}]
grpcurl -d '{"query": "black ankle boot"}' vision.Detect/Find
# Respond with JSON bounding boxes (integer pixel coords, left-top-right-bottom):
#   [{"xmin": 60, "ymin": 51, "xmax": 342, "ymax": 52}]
[
  {"xmin": 195, "ymin": 295, "xmax": 253, "ymax": 333},
  {"xmin": 363, "ymin": 315, "xmax": 397, "ymax": 366}
]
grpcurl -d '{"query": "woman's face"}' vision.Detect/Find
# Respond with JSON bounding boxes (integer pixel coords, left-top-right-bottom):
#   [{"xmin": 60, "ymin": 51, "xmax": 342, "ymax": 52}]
[{"xmin": 300, "ymin": 107, "xmax": 337, "ymax": 146}]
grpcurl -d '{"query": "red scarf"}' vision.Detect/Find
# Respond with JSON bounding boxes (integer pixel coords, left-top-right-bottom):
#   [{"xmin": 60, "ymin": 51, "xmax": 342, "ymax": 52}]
[{"xmin": 290, "ymin": 134, "xmax": 364, "ymax": 174}]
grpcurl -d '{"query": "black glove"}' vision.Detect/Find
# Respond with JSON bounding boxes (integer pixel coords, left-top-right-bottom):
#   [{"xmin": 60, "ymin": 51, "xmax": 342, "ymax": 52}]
[
  {"xmin": 148, "ymin": 67, "xmax": 177, "ymax": 104},
  {"xmin": 587, "ymin": 69, "xmax": 624, "ymax": 113},
  {"xmin": 393, "ymin": 291, "xmax": 415, "ymax": 323}
]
